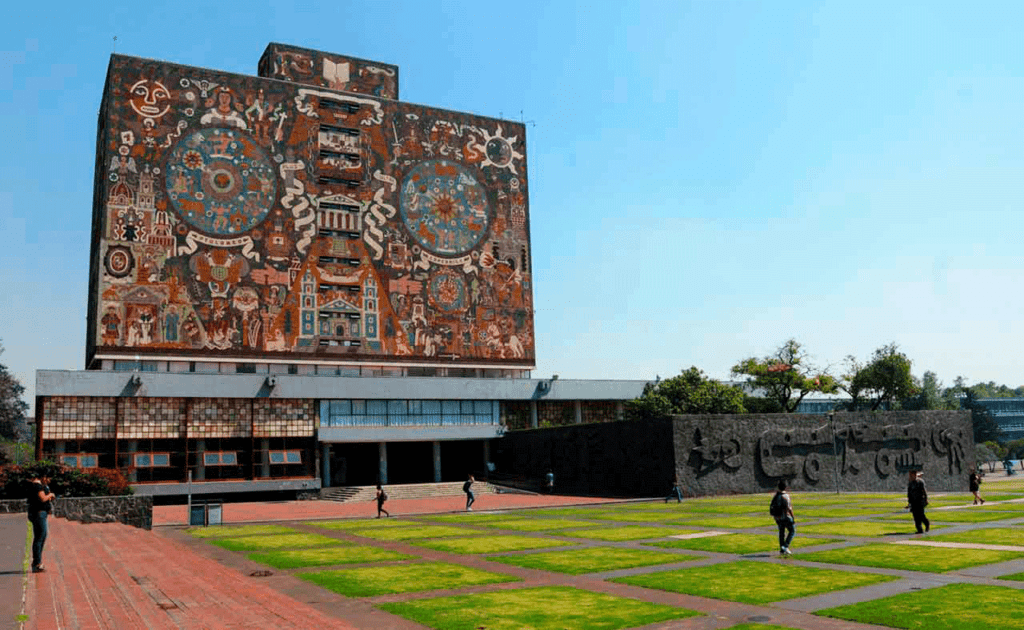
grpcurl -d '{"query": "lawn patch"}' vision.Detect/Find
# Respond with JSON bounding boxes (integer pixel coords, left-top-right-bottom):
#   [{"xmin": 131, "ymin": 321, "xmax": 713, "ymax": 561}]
[
  {"xmin": 676, "ymin": 516, "xmax": 779, "ymax": 529},
  {"xmin": 881, "ymin": 510, "xmax": 1016, "ymax": 524},
  {"xmin": 210, "ymin": 532, "xmax": 342, "ymax": 552},
  {"xmin": 379, "ymin": 585, "xmax": 699, "ymax": 629},
  {"xmin": 413, "ymin": 534, "xmax": 570, "ymax": 554},
  {"xmin": 248, "ymin": 545, "xmax": 414, "ymax": 569},
  {"xmin": 612, "ymin": 560, "xmax": 895, "ymax": 604},
  {"xmin": 926, "ymin": 528, "xmax": 1024, "ymax": 547},
  {"xmin": 586, "ymin": 510, "xmax": 696, "ymax": 522},
  {"xmin": 310, "ymin": 518, "xmax": 424, "ymax": 530},
  {"xmin": 491, "ymin": 546, "xmax": 697, "ymax": 574},
  {"xmin": 554, "ymin": 525, "xmax": 693, "ymax": 541},
  {"xmin": 300, "ymin": 561, "xmax": 516, "ymax": 596},
  {"xmin": 798, "ymin": 543, "xmax": 1024, "ymax": 572},
  {"xmin": 799, "ymin": 520, "xmax": 934, "ymax": 537},
  {"xmin": 185, "ymin": 524, "xmax": 298, "ymax": 538},
  {"xmin": 471, "ymin": 517, "xmax": 587, "ymax": 531},
  {"xmin": 645, "ymin": 534, "xmax": 842, "ymax": 555},
  {"xmin": 797, "ymin": 507, "xmax": 892, "ymax": 519},
  {"xmin": 817, "ymin": 582, "xmax": 1024, "ymax": 629},
  {"xmin": 346, "ymin": 524, "xmax": 478, "ymax": 541}
]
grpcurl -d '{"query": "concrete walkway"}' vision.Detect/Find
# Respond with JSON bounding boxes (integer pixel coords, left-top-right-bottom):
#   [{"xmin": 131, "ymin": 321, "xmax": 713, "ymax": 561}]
[{"xmin": 0, "ymin": 515, "xmax": 27, "ymax": 630}]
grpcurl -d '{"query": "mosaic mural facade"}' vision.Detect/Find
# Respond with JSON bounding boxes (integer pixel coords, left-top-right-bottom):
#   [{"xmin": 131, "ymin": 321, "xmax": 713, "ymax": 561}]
[{"xmin": 88, "ymin": 46, "xmax": 533, "ymax": 369}]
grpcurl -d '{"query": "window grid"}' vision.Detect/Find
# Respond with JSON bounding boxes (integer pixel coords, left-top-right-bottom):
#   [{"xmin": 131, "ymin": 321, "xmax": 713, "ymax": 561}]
[{"xmin": 321, "ymin": 399, "xmax": 498, "ymax": 428}]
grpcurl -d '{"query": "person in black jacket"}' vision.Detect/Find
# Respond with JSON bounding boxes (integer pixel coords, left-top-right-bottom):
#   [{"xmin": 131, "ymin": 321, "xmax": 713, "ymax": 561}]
[
  {"xmin": 969, "ymin": 472, "xmax": 984, "ymax": 505},
  {"xmin": 27, "ymin": 474, "xmax": 56, "ymax": 573},
  {"xmin": 906, "ymin": 470, "xmax": 930, "ymax": 534},
  {"xmin": 374, "ymin": 484, "xmax": 390, "ymax": 518}
]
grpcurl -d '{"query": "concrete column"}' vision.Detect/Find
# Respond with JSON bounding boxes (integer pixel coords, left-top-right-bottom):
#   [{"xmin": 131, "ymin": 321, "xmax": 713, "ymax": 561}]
[
  {"xmin": 530, "ymin": 400, "xmax": 538, "ymax": 428},
  {"xmin": 482, "ymin": 440, "xmax": 490, "ymax": 472},
  {"xmin": 616, "ymin": 401, "xmax": 624, "ymax": 421},
  {"xmin": 261, "ymin": 438, "xmax": 271, "ymax": 479},
  {"xmin": 125, "ymin": 440, "xmax": 138, "ymax": 482},
  {"xmin": 321, "ymin": 443, "xmax": 331, "ymax": 487},
  {"xmin": 378, "ymin": 442, "xmax": 388, "ymax": 485},
  {"xmin": 195, "ymin": 439, "xmax": 206, "ymax": 481},
  {"xmin": 432, "ymin": 441, "xmax": 442, "ymax": 482},
  {"xmin": 574, "ymin": 400, "xmax": 583, "ymax": 424}
]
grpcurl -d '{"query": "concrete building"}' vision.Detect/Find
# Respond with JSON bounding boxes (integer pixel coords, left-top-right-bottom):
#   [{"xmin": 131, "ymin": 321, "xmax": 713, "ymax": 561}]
[{"xmin": 36, "ymin": 44, "xmax": 649, "ymax": 498}]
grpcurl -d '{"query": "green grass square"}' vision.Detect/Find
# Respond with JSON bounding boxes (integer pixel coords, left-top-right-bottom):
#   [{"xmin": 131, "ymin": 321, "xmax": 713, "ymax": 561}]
[
  {"xmin": 797, "ymin": 543, "xmax": 1024, "ymax": 572},
  {"xmin": 612, "ymin": 560, "xmax": 896, "ymax": 604},
  {"xmin": 926, "ymin": 527, "xmax": 1024, "ymax": 546},
  {"xmin": 247, "ymin": 545, "xmax": 415, "ymax": 569},
  {"xmin": 882, "ymin": 510, "xmax": 1016, "ymax": 523},
  {"xmin": 554, "ymin": 525, "xmax": 694, "ymax": 541},
  {"xmin": 799, "ymin": 520, "xmax": 941, "ymax": 537},
  {"xmin": 378, "ymin": 585, "xmax": 700, "ymax": 629},
  {"xmin": 797, "ymin": 507, "xmax": 893, "ymax": 518},
  {"xmin": 817, "ymin": 582, "xmax": 1024, "ymax": 629},
  {"xmin": 520, "ymin": 507, "xmax": 615, "ymax": 517},
  {"xmin": 471, "ymin": 517, "xmax": 589, "ymax": 531},
  {"xmin": 675, "ymin": 516, "xmax": 780, "ymax": 529},
  {"xmin": 645, "ymin": 533, "xmax": 842, "ymax": 555},
  {"xmin": 300, "ymin": 561, "xmax": 517, "ymax": 596},
  {"xmin": 185, "ymin": 524, "xmax": 298, "ymax": 538},
  {"xmin": 346, "ymin": 524, "xmax": 478, "ymax": 541},
  {"xmin": 309, "ymin": 518, "xmax": 424, "ymax": 530},
  {"xmin": 490, "ymin": 546, "xmax": 698, "ymax": 574},
  {"xmin": 413, "ymin": 534, "xmax": 571, "ymax": 554},
  {"xmin": 586, "ymin": 510, "xmax": 696, "ymax": 522},
  {"xmin": 210, "ymin": 532, "xmax": 343, "ymax": 552}
]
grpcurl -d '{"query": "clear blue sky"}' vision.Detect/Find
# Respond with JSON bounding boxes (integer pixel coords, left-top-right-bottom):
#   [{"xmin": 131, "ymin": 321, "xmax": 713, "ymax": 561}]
[{"xmin": 3, "ymin": 0, "xmax": 1023, "ymax": 405}]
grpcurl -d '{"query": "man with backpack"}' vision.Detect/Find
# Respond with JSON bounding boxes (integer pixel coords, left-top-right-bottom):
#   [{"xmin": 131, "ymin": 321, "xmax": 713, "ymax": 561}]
[{"xmin": 770, "ymin": 480, "xmax": 795, "ymax": 556}]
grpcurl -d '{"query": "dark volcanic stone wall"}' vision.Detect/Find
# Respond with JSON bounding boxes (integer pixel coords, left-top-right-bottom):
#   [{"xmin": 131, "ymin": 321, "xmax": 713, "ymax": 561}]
[
  {"xmin": 496, "ymin": 419, "xmax": 676, "ymax": 496},
  {"xmin": 676, "ymin": 411, "xmax": 973, "ymax": 495}
]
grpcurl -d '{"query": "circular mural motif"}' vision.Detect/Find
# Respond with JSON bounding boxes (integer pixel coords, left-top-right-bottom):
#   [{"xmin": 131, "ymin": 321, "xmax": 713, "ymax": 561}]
[
  {"xmin": 164, "ymin": 128, "xmax": 276, "ymax": 236},
  {"xmin": 399, "ymin": 160, "xmax": 489, "ymax": 256},
  {"xmin": 428, "ymin": 269, "xmax": 468, "ymax": 313},
  {"xmin": 104, "ymin": 245, "xmax": 135, "ymax": 278},
  {"xmin": 485, "ymin": 137, "xmax": 513, "ymax": 167}
]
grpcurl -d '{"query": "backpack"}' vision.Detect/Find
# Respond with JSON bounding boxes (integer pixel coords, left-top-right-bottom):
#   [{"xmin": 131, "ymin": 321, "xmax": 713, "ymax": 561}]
[
  {"xmin": 463, "ymin": 480, "xmax": 472, "ymax": 492},
  {"xmin": 380, "ymin": 490, "xmax": 388, "ymax": 501},
  {"xmin": 769, "ymin": 492, "xmax": 786, "ymax": 518}
]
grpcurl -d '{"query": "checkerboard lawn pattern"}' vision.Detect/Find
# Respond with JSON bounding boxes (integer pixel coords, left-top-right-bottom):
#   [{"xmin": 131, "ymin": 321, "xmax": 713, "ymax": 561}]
[
  {"xmin": 817, "ymin": 582, "xmax": 1024, "ymax": 629},
  {"xmin": 490, "ymin": 546, "xmax": 699, "ymax": 574},
  {"xmin": 468, "ymin": 517, "xmax": 590, "ymax": 531},
  {"xmin": 645, "ymin": 533, "xmax": 842, "ymax": 555},
  {"xmin": 412, "ymin": 534, "xmax": 572, "ymax": 554},
  {"xmin": 799, "ymin": 520, "xmax": 942, "ymax": 537},
  {"xmin": 209, "ymin": 532, "xmax": 343, "ymax": 552},
  {"xmin": 299, "ymin": 561, "xmax": 518, "ymax": 596},
  {"xmin": 309, "ymin": 518, "xmax": 424, "ymax": 530},
  {"xmin": 553, "ymin": 525, "xmax": 695, "ymax": 541},
  {"xmin": 378, "ymin": 585, "xmax": 701, "ymax": 629},
  {"xmin": 878, "ymin": 510, "xmax": 1017, "ymax": 523},
  {"xmin": 248, "ymin": 544, "xmax": 416, "ymax": 569},
  {"xmin": 673, "ymin": 516, "xmax": 781, "ymax": 529},
  {"xmin": 344, "ymin": 524, "xmax": 478, "ymax": 541},
  {"xmin": 797, "ymin": 542, "xmax": 1024, "ymax": 572},
  {"xmin": 612, "ymin": 560, "xmax": 897, "ymax": 605}
]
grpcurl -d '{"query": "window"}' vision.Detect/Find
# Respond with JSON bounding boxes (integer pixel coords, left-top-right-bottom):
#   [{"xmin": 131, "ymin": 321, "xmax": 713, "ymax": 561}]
[
  {"xmin": 61, "ymin": 454, "xmax": 99, "ymax": 468},
  {"xmin": 236, "ymin": 363, "xmax": 257, "ymax": 374},
  {"xmin": 133, "ymin": 453, "xmax": 171, "ymax": 467},
  {"xmin": 203, "ymin": 452, "xmax": 239, "ymax": 466},
  {"xmin": 268, "ymin": 450, "xmax": 302, "ymax": 464}
]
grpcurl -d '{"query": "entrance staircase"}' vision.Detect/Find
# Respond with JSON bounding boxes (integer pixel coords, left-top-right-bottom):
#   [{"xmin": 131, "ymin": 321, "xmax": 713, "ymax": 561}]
[{"xmin": 320, "ymin": 481, "xmax": 500, "ymax": 503}]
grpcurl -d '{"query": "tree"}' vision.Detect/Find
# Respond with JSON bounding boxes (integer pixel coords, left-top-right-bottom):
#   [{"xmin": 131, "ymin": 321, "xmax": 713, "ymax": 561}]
[
  {"xmin": 904, "ymin": 371, "xmax": 956, "ymax": 410},
  {"xmin": 0, "ymin": 343, "xmax": 29, "ymax": 441},
  {"xmin": 842, "ymin": 343, "xmax": 917, "ymax": 411},
  {"xmin": 963, "ymin": 388, "xmax": 1002, "ymax": 444},
  {"xmin": 731, "ymin": 339, "xmax": 839, "ymax": 413},
  {"xmin": 626, "ymin": 367, "xmax": 746, "ymax": 420},
  {"xmin": 974, "ymin": 442, "xmax": 997, "ymax": 471}
]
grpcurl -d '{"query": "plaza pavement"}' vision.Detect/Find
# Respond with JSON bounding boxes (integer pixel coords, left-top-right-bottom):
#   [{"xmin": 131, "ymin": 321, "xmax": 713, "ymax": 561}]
[{"xmin": 4, "ymin": 478, "xmax": 1024, "ymax": 629}]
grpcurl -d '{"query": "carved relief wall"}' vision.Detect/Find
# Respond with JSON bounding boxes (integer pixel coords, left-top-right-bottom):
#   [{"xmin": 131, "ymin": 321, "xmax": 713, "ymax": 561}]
[{"xmin": 88, "ymin": 48, "xmax": 533, "ymax": 369}]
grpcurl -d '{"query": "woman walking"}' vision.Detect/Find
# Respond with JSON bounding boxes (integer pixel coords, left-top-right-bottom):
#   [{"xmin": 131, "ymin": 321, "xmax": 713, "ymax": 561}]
[{"xmin": 969, "ymin": 471, "xmax": 984, "ymax": 505}]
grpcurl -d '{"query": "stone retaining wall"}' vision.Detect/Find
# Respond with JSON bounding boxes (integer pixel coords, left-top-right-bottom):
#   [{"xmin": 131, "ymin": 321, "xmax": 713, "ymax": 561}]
[{"xmin": 0, "ymin": 496, "xmax": 152, "ymax": 530}]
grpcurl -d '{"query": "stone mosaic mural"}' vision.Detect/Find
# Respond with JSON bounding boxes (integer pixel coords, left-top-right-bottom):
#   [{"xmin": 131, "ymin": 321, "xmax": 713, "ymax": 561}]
[{"xmin": 89, "ymin": 46, "xmax": 533, "ymax": 368}]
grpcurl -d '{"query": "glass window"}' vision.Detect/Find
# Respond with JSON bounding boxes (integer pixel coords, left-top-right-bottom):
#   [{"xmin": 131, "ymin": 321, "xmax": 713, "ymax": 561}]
[
  {"xmin": 61, "ymin": 456, "xmax": 79, "ymax": 467},
  {"xmin": 81, "ymin": 455, "xmax": 98, "ymax": 467},
  {"xmin": 286, "ymin": 451, "xmax": 302, "ymax": 464},
  {"xmin": 330, "ymin": 400, "xmax": 350, "ymax": 415},
  {"xmin": 475, "ymin": 401, "xmax": 493, "ymax": 414},
  {"xmin": 351, "ymin": 400, "xmax": 365, "ymax": 414},
  {"xmin": 269, "ymin": 451, "xmax": 285, "ymax": 464},
  {"xmin": 442, "ymin": 400, "xmax": 461, "ymax": 415},
  {"xmin": 408, "ymin": 400, "xmax": 422, "ymax": 414},
  {"xmin": 422, "ymin": 400, "xmax": 441, "ymax": 415},
  {"xmin": 135, "ymin": 454, "xmax": 152, "ymax": 467},
  {"xmin": 221, "ymin": 452, "xmax": 237, "ymax": 465},
  {"xmin": 153, "ymin": 453, "xmax": 170, "ymax": 466},
  {"xmin": 461, "ymin": 400, "xmax": 476, "ymax": 414},
  {"xmin": 367, "ymin": 400, "xmax": 388, "ymax": 415},
  {"xmin": 204, "ymin": 453, "xmax": 220, "ymax": 465},
  {"xmin": 388, "ymin": 400, "xmax": 407, "ymax": 415}
]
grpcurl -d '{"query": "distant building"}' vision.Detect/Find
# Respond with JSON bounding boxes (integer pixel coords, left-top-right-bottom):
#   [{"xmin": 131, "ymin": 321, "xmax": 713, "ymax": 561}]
[{"xmin": 971, "ymin": 398, "xmax": 1024, "ymax": 441}]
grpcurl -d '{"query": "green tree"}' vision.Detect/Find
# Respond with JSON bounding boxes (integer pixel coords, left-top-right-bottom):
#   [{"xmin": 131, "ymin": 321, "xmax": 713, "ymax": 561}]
[
  {"xmin": 731, "ymin": 339, "xmax": 839, "ymax": 413},
  {"xmin": 974, "ymin": 442, "xmax": 997, "ymax": 471},
  {"xmin": 0, "ymin": 343, "xmax": 29, "ymax": 441},
  {"xmin": 842, "ymin": 343, "xmax": 917, "ymax": 411},
  {"xmin": 964, "ymin": 388, "xmax": 1002, "ymax": 444},
  {"xmin": 626, "ymin": 367, "xmax": 746, "ymax": 420},
  {"xmin": 905, "ymin": 371, "xmax": 956, "ymax": 410}
]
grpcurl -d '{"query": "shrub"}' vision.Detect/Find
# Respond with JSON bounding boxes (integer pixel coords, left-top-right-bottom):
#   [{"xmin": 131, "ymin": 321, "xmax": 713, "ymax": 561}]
[{"xmin": 0, "ymin": 461, "xmax": 132, "ymax": 499}]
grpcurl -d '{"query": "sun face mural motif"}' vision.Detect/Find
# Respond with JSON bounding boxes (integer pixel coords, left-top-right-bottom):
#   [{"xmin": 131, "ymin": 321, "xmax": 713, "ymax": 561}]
[
  {"xmin": 129, "ymin": 79, "xmax": 172, "ymax": 120},
  {"xmin": 475, "ymin": 125, "xmax": 524, "ymax": 174},
  {"xmin": 164, "ymin": 128, "xmax": 277, "ymax": 236},
  {"xmin": 399, "ymin": 160, "xmax": 489, "ymax": 256}
]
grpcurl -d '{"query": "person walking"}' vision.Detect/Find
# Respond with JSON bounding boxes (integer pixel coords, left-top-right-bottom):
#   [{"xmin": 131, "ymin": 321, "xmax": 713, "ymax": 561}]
[
  {"xmin": 27, "ymin": 474, "xmax": 56, "ymax": 573},
  {"xmin": 969, "ymin": 471, "xmax": 984, "ymax": 505},
  {"xmin": 770, "ymin": 480, "xmax": 795, "ymax": 556},
  {"xmin": 907, "ymin": 470, "xmax": 930, "ymax": 533},
  {"xmin": 545, "ymin": 469, "xmax": 555, "ymax": 494},
  {"xmin": 374, "ymin": 483, "xmax": 390, "ymax": 518},
  {"xmin": 463, "ymin": 474, "xmax": 475, "ymax": 511},
  {"xmin": 665, "ymin": 474, "xmax": 682, "ymax": 503}
]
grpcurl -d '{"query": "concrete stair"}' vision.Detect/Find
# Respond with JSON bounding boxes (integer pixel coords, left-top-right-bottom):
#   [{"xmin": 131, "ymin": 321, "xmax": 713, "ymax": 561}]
[{"xmin": 320, "ymin": 481, "xmax": 498, "ymax": 503}]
